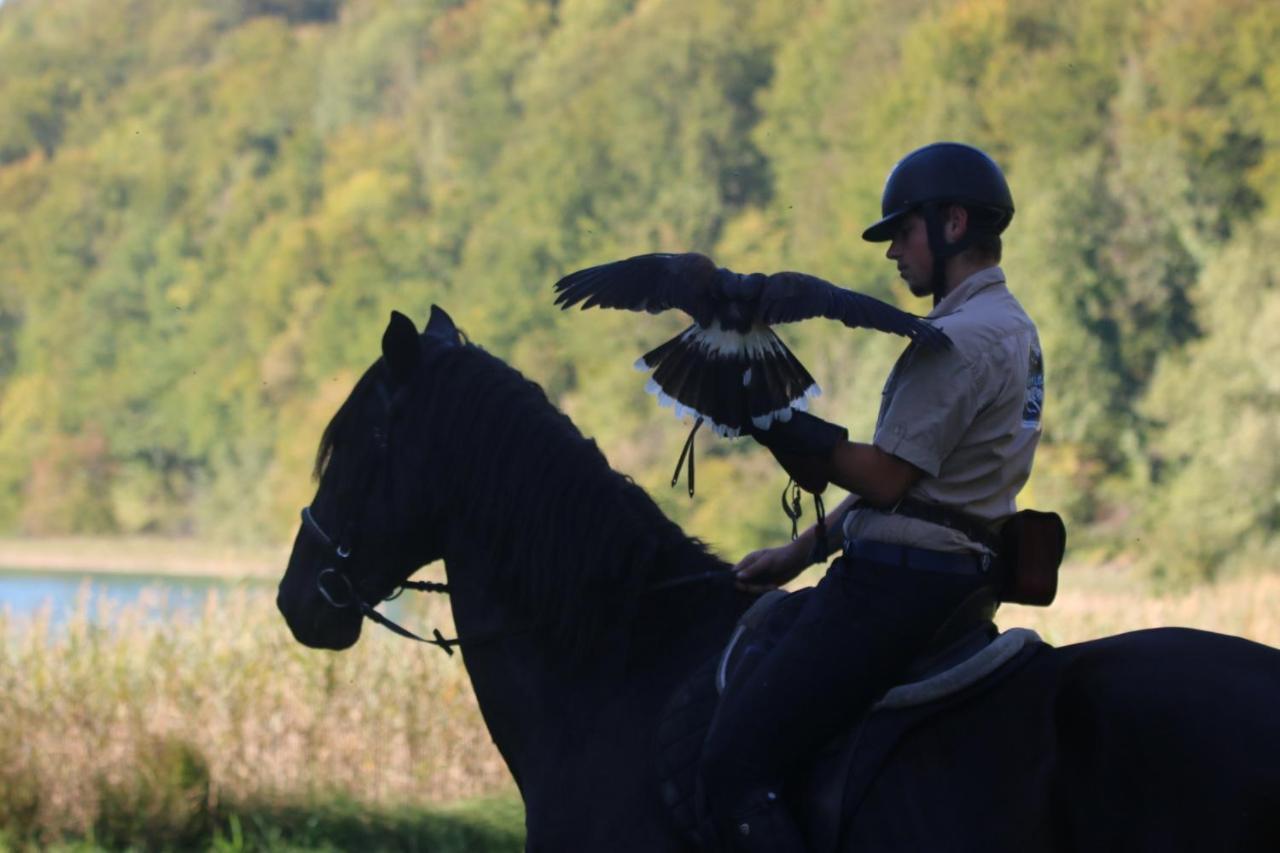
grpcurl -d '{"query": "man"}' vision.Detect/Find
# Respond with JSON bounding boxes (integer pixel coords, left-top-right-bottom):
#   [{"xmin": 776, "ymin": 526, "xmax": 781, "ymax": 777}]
[{"xmin": 701, "ymin": 142, "xmax": 1045, "ymax": 851}]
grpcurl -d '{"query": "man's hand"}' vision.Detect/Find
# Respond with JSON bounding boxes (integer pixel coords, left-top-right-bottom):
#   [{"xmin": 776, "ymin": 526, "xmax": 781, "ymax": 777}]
[
  {"xmin": 734, "ymin": 538, "xmax": 812, "ymax": 593},
  {"xmin": 749, "ymin": 410, "xmax": 848, "ymax": 494}
]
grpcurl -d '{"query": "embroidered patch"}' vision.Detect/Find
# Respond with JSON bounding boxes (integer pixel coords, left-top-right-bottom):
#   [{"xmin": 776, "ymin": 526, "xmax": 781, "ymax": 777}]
[{"xmin": 1022, "ymin": 345, "xmax": 1044, "ymax": 429}]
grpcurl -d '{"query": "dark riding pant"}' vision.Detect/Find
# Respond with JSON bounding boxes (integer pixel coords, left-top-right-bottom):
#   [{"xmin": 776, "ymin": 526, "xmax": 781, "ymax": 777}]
[{"xmin": 701, "ymin": 548, "xmax": 993, "ymax": 852}]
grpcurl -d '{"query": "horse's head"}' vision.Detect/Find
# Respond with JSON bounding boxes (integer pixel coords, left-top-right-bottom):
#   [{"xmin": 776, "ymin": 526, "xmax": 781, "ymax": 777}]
[{"xmin": 277, "ymin": 306, "xmax": 463, "ymax": 650}]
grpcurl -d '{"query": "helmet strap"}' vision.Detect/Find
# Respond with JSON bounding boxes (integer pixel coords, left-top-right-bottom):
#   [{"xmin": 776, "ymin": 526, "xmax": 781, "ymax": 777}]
[{"xmin": 922, "ymin": 203, "xmax": 976, "ymax": 307}]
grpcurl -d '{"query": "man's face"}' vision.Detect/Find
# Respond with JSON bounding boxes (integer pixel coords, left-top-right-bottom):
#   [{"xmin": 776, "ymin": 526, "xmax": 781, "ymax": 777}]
[{"xmin": 885, "ymin": 212, "xmax": 933, "ymax": 298}]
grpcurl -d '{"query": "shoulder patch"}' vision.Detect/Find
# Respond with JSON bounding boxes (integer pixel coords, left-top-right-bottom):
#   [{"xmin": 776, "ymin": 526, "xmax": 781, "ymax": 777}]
[{"xmin": 1022, "ymin": 345, "xmax": 1044, "ymax": 429}]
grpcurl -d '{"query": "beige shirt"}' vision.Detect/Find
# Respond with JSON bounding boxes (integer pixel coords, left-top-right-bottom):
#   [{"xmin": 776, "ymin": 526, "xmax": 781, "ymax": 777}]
[{"xmin": 843, "ymin": 266, "xmax": 1043, "ymax": 554}]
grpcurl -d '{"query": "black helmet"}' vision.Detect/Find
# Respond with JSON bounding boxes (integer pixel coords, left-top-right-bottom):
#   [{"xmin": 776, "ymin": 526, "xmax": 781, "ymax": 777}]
[{"xmin": 862, "ymin": 142, "xmax": 1014, "ymax": 242}]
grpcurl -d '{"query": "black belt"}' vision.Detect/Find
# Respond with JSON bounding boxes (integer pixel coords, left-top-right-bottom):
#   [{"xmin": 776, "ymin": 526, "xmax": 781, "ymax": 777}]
[
  {"xmin": 852, "ymin": 496, "xmax": 1002, "ymax": 553},
  {"xmin": 845, "ymin": 538, "xmax": 996, "ymax": 576}
]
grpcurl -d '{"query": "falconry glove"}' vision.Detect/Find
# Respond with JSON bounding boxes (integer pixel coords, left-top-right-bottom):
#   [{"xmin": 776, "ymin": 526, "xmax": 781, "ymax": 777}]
[{"xmin": 749, "ymin": 411, "xmax": 848, "ymax": 495}]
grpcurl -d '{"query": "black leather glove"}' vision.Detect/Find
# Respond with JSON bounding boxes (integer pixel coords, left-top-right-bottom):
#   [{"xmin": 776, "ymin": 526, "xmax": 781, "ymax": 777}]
[
  {"xmin": 749, "ymin": 411, "xmax": 848, "ymax": 493},
  {"xmin": 750, "ymin": 410, "xmax": 848, "ymax": 456}
]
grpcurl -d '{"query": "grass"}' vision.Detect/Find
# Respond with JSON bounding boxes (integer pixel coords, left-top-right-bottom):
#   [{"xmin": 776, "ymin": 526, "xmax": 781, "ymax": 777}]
[
  {"xmin": 0, "ymin": 587, "xmax": 514, "ymax": 847},
  {"xmin": 201, "ymin": 797, "xmax": 524, "ymax": 853},
  {"xmin": 0, "ymin": 796, "xmax": 525, "ymax": 852},
  {"xmin": 997, "ymin": 559, "xmax": 1280, "ymax": 647},
  {"xmin": 2, "ymin": 555, "xmax": 1278, "ymax": 849}
]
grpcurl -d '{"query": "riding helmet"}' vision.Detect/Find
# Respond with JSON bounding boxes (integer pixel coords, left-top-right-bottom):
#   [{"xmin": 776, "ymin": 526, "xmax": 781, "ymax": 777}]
[{"xmin": 862, "ymin": 142, "xmax": 1014, "ymax": 243}]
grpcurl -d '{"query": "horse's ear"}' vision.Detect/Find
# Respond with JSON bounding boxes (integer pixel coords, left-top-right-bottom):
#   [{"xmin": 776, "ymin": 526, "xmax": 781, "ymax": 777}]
[
  {"xmin": 424, "ymin": 305, "xmax": 462, "ymax": 346},
  {"xmin": 382, "ymin": 310, "xmax": 422, "ymax": 386}
]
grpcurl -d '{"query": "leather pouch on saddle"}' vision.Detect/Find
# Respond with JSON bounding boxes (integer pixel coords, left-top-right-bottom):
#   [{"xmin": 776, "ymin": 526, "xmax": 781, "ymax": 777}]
[
  {"xmin": 749, "ymin": 411, "xmax": 848, "ymax": 494},
  {"xmin": 998, "ymin": 509, "xmax": 1066, "ymax": 606}
]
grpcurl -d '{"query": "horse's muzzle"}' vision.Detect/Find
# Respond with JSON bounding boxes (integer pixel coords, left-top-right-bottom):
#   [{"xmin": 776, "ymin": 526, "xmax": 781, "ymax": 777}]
[{"xmin": 277, "ymin": 584, "xmax": 363, "ymax": 650}]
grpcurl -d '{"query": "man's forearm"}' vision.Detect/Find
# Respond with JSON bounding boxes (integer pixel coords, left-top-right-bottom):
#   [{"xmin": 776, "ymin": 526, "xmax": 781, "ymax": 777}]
[
  {"xmin": 827, "ymin": 440, "xmax": 922, "ymax": 507},
  {"xmin": 789, "ymin": 441, "xmax": 922, "ymax": 560}
]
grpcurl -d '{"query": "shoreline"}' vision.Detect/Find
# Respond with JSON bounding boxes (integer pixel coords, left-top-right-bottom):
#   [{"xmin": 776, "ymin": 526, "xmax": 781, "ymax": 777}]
[{"xmin": 0, "ymin": 536, "xmax": 288, "ymax": 580}]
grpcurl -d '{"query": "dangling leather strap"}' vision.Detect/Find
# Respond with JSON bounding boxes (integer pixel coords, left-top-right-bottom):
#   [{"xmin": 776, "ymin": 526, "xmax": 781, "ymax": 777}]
[
  {"xmin": 781, "ymin": 478, "xmax": 803, "ymax": 539},
  {"xmin": 780, "ymin": 479, "xmax": 831, "ymax": 566},
  {"xmin": 670, "ymin": 416, "xmax": 704, "ymax": 497},
  {"xmin": 809, "ymin": 491, "xmax": 828, "ymax": 564}
]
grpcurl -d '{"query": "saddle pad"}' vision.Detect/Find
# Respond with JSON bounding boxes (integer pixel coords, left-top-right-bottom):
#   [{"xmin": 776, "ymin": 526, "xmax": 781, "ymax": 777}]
[{"xmin": 875, "ymin": 627, "xmax": 1041, "ymax": 710}]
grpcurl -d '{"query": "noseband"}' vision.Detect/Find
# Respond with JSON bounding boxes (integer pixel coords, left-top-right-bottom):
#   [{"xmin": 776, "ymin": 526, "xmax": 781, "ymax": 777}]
[{"xmin": 300, "ymin": 505, "xmax": 461, "ymax": 654}]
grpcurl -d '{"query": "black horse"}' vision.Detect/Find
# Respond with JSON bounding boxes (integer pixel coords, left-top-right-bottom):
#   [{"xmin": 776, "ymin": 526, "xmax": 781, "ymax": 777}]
[{"xmin": 278, "ymin": 307, "xmax": 1280, "ymax": 852}]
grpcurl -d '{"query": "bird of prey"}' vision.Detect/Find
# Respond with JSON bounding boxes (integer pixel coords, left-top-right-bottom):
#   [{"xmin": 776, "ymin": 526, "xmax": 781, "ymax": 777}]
[{"xmin": 553, "ymin": 252, "xmax": 951, "ymax": 440}]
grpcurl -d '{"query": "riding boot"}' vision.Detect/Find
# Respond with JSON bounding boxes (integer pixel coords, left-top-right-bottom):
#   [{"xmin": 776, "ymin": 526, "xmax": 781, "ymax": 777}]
[{"xmin": 721, "ymin": 788, "xmax": 810, "ymax": 853}]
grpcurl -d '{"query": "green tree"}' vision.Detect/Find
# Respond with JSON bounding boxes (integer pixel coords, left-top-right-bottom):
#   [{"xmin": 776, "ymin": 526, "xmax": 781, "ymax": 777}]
[{"xmin": 1139, "ymin": 217, "xmax": 1280, "ymax": 583}]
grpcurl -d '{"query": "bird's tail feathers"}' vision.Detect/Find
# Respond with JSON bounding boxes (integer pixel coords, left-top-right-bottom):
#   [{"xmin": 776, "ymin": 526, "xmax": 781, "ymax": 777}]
[
  {"xmin": 647, "ymin": 328, "xmax": 704, "ymax": 406},
  {"xmin": 636, "ymin": 333, "xmax": 678, "ymax": 372},
  {"xmin": 638, "ymin": 325, "xmax": 821, "ymax": 437},
  {"xmin": 748, "ymin": 338, "xmax": 820, "ymax": 430}
]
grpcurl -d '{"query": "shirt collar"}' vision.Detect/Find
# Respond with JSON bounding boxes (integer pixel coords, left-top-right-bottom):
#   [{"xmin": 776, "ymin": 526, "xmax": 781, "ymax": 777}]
[{"xmin": 928, "ymin": 266, "xmax": 1006, "ymax": 319}]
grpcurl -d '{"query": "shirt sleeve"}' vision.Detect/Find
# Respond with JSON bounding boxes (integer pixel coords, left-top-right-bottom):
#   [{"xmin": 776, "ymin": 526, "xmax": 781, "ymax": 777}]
[{"xmin": 873, "ymin": 345, "xmax": 983, "ymax": 477}]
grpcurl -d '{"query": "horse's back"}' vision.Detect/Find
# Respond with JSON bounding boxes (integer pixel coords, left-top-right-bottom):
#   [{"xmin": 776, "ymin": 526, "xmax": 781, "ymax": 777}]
[
  {"xmin": 843, "ymin": 627, "xmax": 1280, "ymax": 852},
  {"xmin": 1050, "ymin": 627, "xmax": 1280, "ymax": 850}
]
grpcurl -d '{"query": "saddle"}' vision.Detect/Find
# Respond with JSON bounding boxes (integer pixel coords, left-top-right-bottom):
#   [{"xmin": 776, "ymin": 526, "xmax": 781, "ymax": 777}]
[{"xmin": 654, "ymin": 588, "xmax": 1042, "ymax": 850}]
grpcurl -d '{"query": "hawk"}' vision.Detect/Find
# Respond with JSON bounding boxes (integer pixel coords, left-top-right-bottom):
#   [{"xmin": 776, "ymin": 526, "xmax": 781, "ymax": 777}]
[{"xmin": 553, "ymin": 252, "xmax": 951, "ymax": 440}]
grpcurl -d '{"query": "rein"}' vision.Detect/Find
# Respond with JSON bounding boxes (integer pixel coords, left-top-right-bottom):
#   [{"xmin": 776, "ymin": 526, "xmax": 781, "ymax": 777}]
[{"xmin": 301, "ymin": 506, "xmax": 734, "ymax": 656}]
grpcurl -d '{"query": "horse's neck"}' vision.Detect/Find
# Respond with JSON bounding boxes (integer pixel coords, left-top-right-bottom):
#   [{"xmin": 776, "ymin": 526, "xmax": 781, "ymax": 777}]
[
  {"xmin": 446, "ymin": 539, "xmax": 740, "ymax": 732},
  {"xmin": 445, "ymin": 542, "xmax": 743, "ymax": 850}
]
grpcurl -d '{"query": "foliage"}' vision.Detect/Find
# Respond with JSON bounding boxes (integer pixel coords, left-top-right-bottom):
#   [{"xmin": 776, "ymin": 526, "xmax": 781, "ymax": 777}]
[
  {"xmin": 0, "ymin": 0, "xmax": 1277, "ymax": 579},
  {"xmin": 1137, "ymin": 217, "xmax": 1280, "ymax": 584}
]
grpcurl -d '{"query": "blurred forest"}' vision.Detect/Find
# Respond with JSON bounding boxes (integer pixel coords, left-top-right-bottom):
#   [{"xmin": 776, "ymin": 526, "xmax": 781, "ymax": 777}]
[{"xmin": 0, "ymin": 0, "xmax": 1276, "ymax": 584}]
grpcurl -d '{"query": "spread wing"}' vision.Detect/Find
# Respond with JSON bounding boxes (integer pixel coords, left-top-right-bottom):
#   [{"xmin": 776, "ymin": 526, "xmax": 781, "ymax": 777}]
[
  {"xmin": 759, "ymin": 271, "xmax": 952, "ymax": 350},
  {"xmin": 553, "ymin": 253, "xmax": 721, "ymax": 328}
]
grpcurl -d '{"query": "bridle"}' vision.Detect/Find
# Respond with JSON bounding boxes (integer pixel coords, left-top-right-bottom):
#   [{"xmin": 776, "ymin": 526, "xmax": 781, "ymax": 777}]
[
  {"xmin": 300, "ymin": 504, "xmax": 463, "ymax": 654},
  {"xmin": 295, "ymin": 369, "xmax": 473, "ymax": 655},
  {"xmin": 299, "ymin": 503, "xmax": 736, "ymax": 656}
]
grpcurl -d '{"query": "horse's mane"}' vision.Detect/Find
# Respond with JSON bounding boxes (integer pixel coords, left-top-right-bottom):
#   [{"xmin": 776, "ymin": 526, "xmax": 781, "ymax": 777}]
[
  {"xmin": 421, "ymin": 342, "xmax": 729, "ymax": 654},
  {"xmin": 314, "ymin": 364, "xmax": 387, "ymax": 486},
  {"xmin": 320, "ymin": 336, "xmax": 727, "ymax": 657}
]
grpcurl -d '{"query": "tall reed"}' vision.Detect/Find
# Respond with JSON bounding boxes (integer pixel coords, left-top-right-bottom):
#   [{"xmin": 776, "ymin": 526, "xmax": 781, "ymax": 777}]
[
  {"xmin": 2, "ymin": 564, "xmax": 1278, "ymax": 843},
  {"xmin": 0, "ymin": 584, "xmax": 511, "ymax": 842},
  {"xmin": 999, "ymin": 563, "xmax": 1280, "ymax": 647}
]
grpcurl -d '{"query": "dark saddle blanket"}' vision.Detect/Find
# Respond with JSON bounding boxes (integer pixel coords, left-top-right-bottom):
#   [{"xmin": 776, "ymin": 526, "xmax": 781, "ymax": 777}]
[{"xmin": 654, "ymin": 590, "xmax": 1042, "ymax": 850}]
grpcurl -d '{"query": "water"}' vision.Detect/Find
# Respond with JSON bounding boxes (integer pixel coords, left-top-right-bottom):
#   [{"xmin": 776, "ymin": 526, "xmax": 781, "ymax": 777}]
[
  {"xmin": 0, "ymin": 567, "xmax": 424, "ymax": 632},
  {"xmin": 0, "ymin": 568, "xmax": 270, "ymax": 628}
]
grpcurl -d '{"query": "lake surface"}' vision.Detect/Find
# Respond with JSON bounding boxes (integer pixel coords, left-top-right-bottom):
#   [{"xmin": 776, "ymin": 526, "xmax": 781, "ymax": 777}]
[
  {"xmin": 0, "ymin": 568, "xmax": 271, "ymax": 628},
  {"xmin": 0, "ymin": 567, "xmax": 423, "ymax": 632}
]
